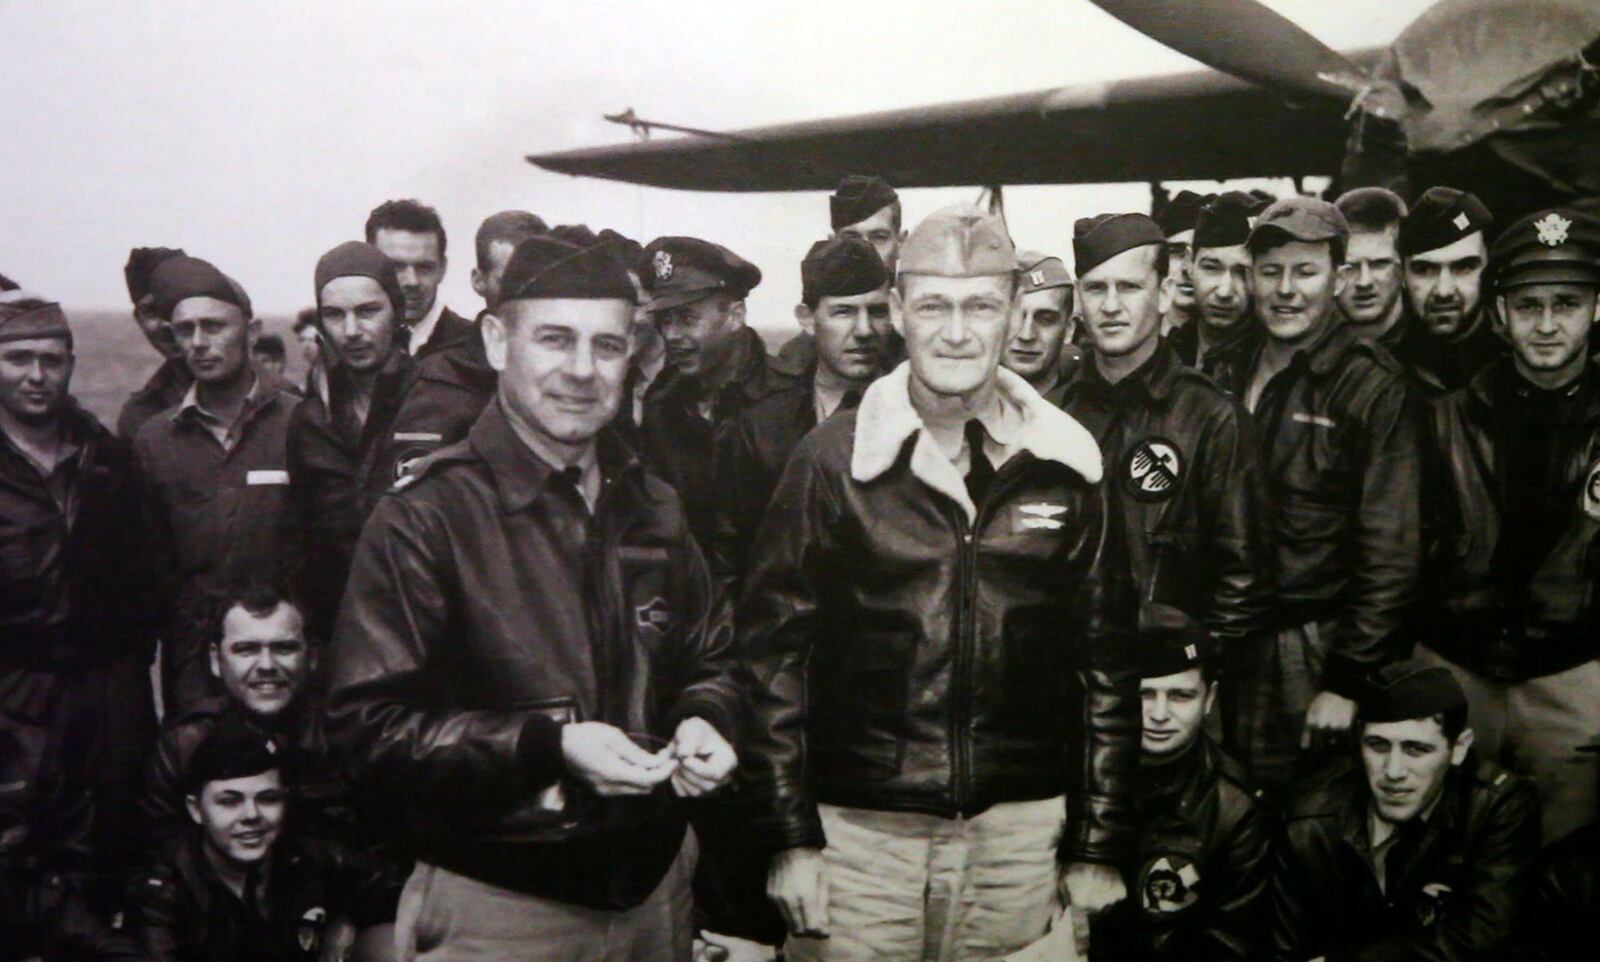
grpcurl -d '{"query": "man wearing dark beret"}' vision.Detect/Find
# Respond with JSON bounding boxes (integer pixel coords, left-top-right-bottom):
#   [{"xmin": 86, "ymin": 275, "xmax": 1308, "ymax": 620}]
[
  {"xmin": 116, "ymin": 245, "xmax": 194, "ymax": 440},
  {"xmin": 1090, "ymin": 606, "xmax": 1272, "ymax": 962},
  {"xmin": 1003, "ymin": 251, "xmax": 1079, "ymax": 405},
  {"xmin": 1270, "ymin": 660, "xmax": 1539, "ymax": 962},
  {"xmin": 0, "ymin": 293, "xmax": 161, "ymax": 884},
  {"xmin": 745, "ymin": 204, "xmax": 1137, "ymax": 960},
  {"xmin": 1157, "ymin": 190, "xmax": 1212, "ymax": 337},
  {"xmin": 639, "ymin": 235, "xmax": 793, "ymax": 552},
  {"xmin": 1393, "ymin": 186, "xmax": 1504, "ymax": 395},
  {"xmin": 1418, "ymin": 205, "xmax": 1600, "ymax": 844},
  {"xmin": 1059, "ymin": 212, "xmax": 1273, "ymax": 766},
  {"xmin": 285, "ymin": 240, "xmax": 415, "ymax": 641},
  {"xmin": 1224, "ymin": 196, "xmax": 1425, "ymax": 793},
  {"xmin": 1168, "ymin": 191, "xmax": 1266, "ymax": 388},
  {"xmin": 128, "ymin": 717, "xmax": 401, "ymax": 962},
  {"xmin": 134, "ymin": 256, "xmax": 302, "ymax": 716},
  {"xmin": 326, "ymin": 231, "xmax": 741, "ymax": 961},
  {"xmin": 1335, "ymin": 188, "xmax": 1410, "ymax": 343}
]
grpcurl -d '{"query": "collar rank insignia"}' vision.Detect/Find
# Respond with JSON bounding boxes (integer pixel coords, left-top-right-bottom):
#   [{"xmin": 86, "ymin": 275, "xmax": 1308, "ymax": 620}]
[
  {"xmin": 1536, "ymin": 213, "xmax": 1572, "ymax": 247},
  {"xmin": 653, "ymin": 250, "xmax": 674, "ymax": 281}
]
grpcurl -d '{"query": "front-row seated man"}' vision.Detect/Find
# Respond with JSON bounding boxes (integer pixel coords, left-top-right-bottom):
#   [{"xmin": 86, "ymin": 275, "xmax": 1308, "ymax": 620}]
[
  {"xmin": 742, "ymin": 204, "xmax": 1138, "ymax": 962},
  {"xmin": 128, "ymin": 719, "xmax": 401, "ymax": 962},
  {"xmin": 1090, "ymin": 605, "xmax": 1272, "ymax": 962},
  {"xmin": 1269, "ymin": 660, "xmax": 1540, "ymax": 962}
]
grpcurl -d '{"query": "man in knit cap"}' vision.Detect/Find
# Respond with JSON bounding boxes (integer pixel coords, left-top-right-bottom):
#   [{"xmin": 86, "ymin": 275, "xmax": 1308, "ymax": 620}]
[
  {"xmin": 744, "ymin": 204, "xmax": 1137, "ymax": 961},
  {"xmin": 116, "ymin": 245, "xmax": 193, "ymax": 440}
]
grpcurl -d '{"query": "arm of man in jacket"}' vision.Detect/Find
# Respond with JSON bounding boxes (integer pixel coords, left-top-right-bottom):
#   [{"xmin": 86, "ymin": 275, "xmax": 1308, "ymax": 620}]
[{"xmin": 1187, "ymin": 798, "xmax": 1274, "ymax": 961}]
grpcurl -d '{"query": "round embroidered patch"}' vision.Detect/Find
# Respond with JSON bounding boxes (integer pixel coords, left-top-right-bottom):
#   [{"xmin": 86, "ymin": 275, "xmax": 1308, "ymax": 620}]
[
  {"xmin": 1139, "ymin": 854, "xmax": 1201, "ymax": 914},
  {"xmin": 1583, "ymin": 459, "xmax": 1600, "ymax": 522},
  {"xmin": 1123, "ymin": 436, "xmax": 1184, "ymax": 503}
]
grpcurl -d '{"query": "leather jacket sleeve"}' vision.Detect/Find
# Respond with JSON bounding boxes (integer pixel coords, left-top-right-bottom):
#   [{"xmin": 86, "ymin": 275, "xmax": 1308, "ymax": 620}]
[
  {"xmin": 1190, "ymin": 799, "xmax": 1274, "ymax": 962},
  {"xmin": 323, "ymin": 496, "xmax": 567, "ymax": 815},
  {"xmin": 1060, "ymin": 475, "xmax": 1140, "ymax": 866},
  {"xmin": 661, "ymin": 530, "xmax": 745, "ymax": 747},
  {"xmin": 1324, "ymin": 374, "xmax": 1424, "ymax": 698},
  {"xmin": 1199, "ymin": 401, "xmax": 1275, "ymax": 652},
  {"xmin": 708, "ymin": 410, "xmax": 758, "ymax": 596},
  {"xmin": 126, "ymin": 848, "xmax": 184, "ymax": 962}
]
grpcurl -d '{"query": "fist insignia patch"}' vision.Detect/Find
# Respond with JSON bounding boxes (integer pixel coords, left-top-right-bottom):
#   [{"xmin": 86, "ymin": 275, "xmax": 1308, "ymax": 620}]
[
  {"xmin": 1140, "ymin": 855, "xmax": 1201, "ymax": 913},
  {"xmin": 1124, "ymin": 437, "xmax": 1183, "ymax": 503}
]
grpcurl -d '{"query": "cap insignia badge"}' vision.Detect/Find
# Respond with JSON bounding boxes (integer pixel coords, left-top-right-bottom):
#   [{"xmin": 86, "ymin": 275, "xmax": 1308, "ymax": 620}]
[
  {"xmin": 653, "ymin": 250, "xmax": 673, "ymax": 281},
  {"xmin": 1536, "ymin": 213, "xmax": 1571, "ymax": 247},
  {"xmin": 1029, "ymin": 269, "xmax": 1045, "ymax": 286},
  {"xmin": 1452, "ymin": 212, "xmax": 1471, "ymax": 232}
]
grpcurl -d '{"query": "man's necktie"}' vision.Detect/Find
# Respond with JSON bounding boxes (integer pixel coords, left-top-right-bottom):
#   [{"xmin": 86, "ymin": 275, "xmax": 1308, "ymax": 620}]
[{"xmin": 964, "ymin": 419, "xmax": 995, "ymax": 505}]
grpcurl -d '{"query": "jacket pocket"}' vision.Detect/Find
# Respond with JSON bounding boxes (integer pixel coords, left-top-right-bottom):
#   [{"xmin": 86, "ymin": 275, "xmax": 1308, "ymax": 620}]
[{"xmin": 810, "ymin": 629, "xmax": 911, "ymax": 781}]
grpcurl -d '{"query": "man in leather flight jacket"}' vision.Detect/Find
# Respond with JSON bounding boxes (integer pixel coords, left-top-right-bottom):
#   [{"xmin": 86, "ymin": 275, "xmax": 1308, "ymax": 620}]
[
  {"xmin": 742, "ymin": 205, "xmax": 1138, "ymax": 962},
  {"xmin": 326, "ymin": 230, "xmax": 742, "ymax": 961}
]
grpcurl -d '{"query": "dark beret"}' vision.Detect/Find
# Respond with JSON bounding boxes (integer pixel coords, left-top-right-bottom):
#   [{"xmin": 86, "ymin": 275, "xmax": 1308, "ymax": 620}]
[
  {"xmin": 499, "ymin": 233, "xmax": 638, "ymax": 305},
  {"xmin": 1157, "ymin": 190, "xmax": 1212, "ymax": 238},
  {"xmin": 830, "ymin": 175, "xmax": 899, "ymax": 231},
  {"xmin": 182, "ymin": 717, "xmax": 281, "ymax": 794},
  {"xmin": 1248, "ymin": 196, "xmax": 1349, "ymax": 251},
  {"xmin": 124, "ymin": 247, "xmax": 187, "ymax": 306},
  {"xmin": 1136, "ymin": 603, "xmax": 1211, "ymax": 679},
  {"xmin": 1490, "ymin": 206, "xmax": 1600, "ymax": 289},
  {"xmin": 314, "ymin": 241, "xmax": 404, "ymax": 315},
  {"xmin": 1074, "ymin": 212, "xmax": 1166, "ymax": 279},
  {"xmin": 1399, "ymin": 187, "xmax": 1492, "ymax": 257},
  {"xmin": 148, "ymin": 255, "xmax": 252, "ymax": 321},
  {"xmin": 802, "ymin": 235, "xmax": 887, "ymax": 304},
  {"xmin": 1193, "ymin": 192, "xmax": 1260, "ymax": 250},
  {"xmin": 0, "ymin": 295, "xmax": 72, "ymax": 347},
  {"xmin": 1359, "ymin": 660, "xmax": 1467, "ymax": 725},
  {"xmin": 640, "ymin": 237, "xmax": 761, "ymax": 311}
]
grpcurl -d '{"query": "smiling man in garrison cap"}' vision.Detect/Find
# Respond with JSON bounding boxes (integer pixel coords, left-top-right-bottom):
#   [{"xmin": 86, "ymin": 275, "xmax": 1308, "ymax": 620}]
[
  {"xmin": 327, "ymin": 230, "xmax": 741, "ymax": 962},
  {"xmin": 116, "ymin": 245, "xmax": 194, "ymax": 440},
  {"xmin": 1223, "ymin": 196, "xmax": 1425, "ymax": 794},
  {"xmin": 1417, "ymin": 205, "xmax": 1600, "ymax": 844},
  {"xmin": 1271, "ymin": 659, "xmax": 1538, "ymax": 962},
  {"xmin": 134, "ymin": 255, "xmax": 302, "ymax": 716},
  {"xmin": 743, "ymin": 204, "xmax": 1137, "ymax": 961}
]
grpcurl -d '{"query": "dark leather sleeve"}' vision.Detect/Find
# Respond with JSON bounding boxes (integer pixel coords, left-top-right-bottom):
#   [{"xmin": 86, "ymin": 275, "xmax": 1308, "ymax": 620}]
[
  {"xmin": 662, "ymin": 529, "xmax": 745, "ymax": 748},
  {"xmin": 323, "ymin": 496, "xmax": 564, "ymax": 815},
  {"xmin": 1267, "ymin": 819, "xmax": 1321, "ymax": 962},
  {"xmin": 1199, "ymin": 400, "xmax": 1275, "ymax": 651},
  {"xmin": 1324, "ymin": 373, "xmax": 1424, "ymax": 698},
  {"xmin": 736, "ymin": 443, "xmax": 837, "ymax": 853},
  {"xmin": 1061, "ymin": 475, "xmax": 1140, "ymax": 866},
  {"xmin": 1518, "ymin": 831, "xmax": 1599, "ymax": 962},
  {"xmin": 1190, "ymin": 799, "xmax": 1274, "ymax": 962},
  {"xmin": 708, "ymin": 410, "xmax": 759, "ymax": 595},
  {"xmin": 125, "ymin": 849, "xmax": 185, "ymax": 962}
]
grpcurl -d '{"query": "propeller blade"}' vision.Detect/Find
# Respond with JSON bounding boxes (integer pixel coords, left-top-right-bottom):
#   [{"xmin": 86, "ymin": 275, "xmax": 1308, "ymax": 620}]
[{"xmin": 1086, "ymin": 0, "xmax": 1371, "ymax": 104}]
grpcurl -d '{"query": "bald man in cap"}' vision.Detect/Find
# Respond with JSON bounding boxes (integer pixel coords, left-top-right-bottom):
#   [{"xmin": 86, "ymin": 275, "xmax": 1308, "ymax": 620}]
[
  {"xmin": 1059, "ymin": 212, "xmax": 1273, "ymax": 763},
  {"xmin": 1003, "ymin": 251, "xmax": 1079, "ymax": 405},
  {"xmin": 117, "ymin": 246, "xmax": 194, "ymax": 440},
  {"xmin": 287, "ymin": 241, "xmax": 415, "ymax": 641},
  {"xmin": 0, "ymin": 292, "xmax": 161, "ymax": 879},
  {"xmin": 1157, "ymin": 190, "xmax": 1211, "ymax": 337},
  {"xmin": 743, "ymin": 204, "xmax": 1137, "ymax": 961},
  {"xmin": 1168, "ymin": 192, "xmax": 1266, "ymax": 388},
  {"xmin": 1270, "ymin": 660, "xmax": 1538, "ymax": 962},
  {"xmin": 1417, "ymin": 205, "xmax": 1600, "ymax": 844},
  {"xmin": 1225, "ymin": 196, "xmax": 1425, "ymax": 792},
  {"xmin": 639, "ymin": 236, "xmax": 793, "ymax": 551},
  {"xmin": 134, "ymin": 256, "xmax": 302, "ymax": 715},
  {"xmin": 1392, "ymin": 187, "xmax": 1504, "ymax": 395},
  {"xmin": 327, "ymin": 231, "xmax": 741, "ymax": 961}
]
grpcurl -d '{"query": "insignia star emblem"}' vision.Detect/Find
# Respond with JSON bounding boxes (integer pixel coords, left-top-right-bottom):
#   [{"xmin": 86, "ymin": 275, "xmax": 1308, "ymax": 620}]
[
  {"xmin": 1452, "ymin": 212, "xmax": 1471, "ymax": 232},
  {"xmin": 653, "ymin": 250, "xmax": 673, "ymax": 281},
  {"xmin": 1535, "ymin": 213, "xmax": 1571, "ymax": 247}
]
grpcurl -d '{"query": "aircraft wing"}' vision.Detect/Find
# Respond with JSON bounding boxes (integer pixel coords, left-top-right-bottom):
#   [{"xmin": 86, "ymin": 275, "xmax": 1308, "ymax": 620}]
[{"xmin": 527, "ymin": 56, "xmax": 1381, "ymax": 192}]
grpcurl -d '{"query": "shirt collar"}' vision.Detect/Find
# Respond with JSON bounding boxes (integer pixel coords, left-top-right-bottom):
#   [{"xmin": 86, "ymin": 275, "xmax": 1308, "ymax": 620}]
[
  {"xmin": 470, "ymin": 398, "xmax": 629, "ymax": 514},
  {"xmin": 850, "ymin": 362, "xmax": 1103, "ymax": 523},
  {"xmin": 407, "ymin": 299, "xmax": 447, "ymax": 355},
  {"xmin": 172, "ymin": 373, "xmax": 267, "ymax": 427}
]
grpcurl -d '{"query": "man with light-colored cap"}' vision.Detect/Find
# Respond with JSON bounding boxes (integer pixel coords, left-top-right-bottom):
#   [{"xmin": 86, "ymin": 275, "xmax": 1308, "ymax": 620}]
[
  {"xmin": 1224, "ymin": 196, "xmax": 1425, "ymax": 793},
  {"xmin": 134, "ymin": 255, "xmax": 302, "ymax": 716},
  {"xmin": 1003, "ymin": 251, "xmax": 1079, "ymax": 405},
  {"xmin": 1417, "ymin": 205, "xmax": 1600, "ymax": 843},
  {"xmin": 744, "ymin": 203, "xmax": 1138, "ymax": 961}
]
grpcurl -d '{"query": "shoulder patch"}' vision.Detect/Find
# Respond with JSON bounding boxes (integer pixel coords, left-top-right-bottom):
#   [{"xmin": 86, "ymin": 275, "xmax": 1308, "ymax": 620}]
[
  {"xmin": 1581, "ymin": 458, "xmax": 1600, "ymax": 522},
  {"xmin": 389, "ymin": 440, "xmax": 475, "ymax": 493}
]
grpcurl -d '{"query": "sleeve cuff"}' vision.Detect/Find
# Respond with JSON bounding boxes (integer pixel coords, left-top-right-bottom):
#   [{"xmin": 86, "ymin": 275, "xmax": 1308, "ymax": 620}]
[{"xmin": 515, "ymin": 713, "xmax": 565, "ymax": 789}]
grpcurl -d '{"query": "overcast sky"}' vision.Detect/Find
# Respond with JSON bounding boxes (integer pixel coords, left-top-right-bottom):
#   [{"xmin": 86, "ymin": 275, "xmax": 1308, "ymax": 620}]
[{"xmin": 1, "ymin": 0, "xmax": 1437, "ymax": 326}]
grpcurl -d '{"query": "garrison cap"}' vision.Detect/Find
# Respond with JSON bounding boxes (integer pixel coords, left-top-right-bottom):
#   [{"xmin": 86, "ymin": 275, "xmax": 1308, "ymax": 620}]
[
  {"xmin": 598, "ymin": 229, "xmax": 646, "ymax": 277},
  {"xmin": 1490, "ymin": 207, "xmax": 1600, "ymax": 289},
  {"xmin": 182, "ymin": 717, "xmax": 281, "ymax": 794},
  {"xmin": 899, "ymin": 204, "xmax": 1016, "ymax": 278},
  {"xmin": 1017, "ymin": 251, "xmax": 1072, "ymax": 294},
  {"xmin": 1193, "ymin": 192, "xmax": 1261, "ymax": 250},
  {"xmin": 1136, "ymin": 604, "xmax": 1211, "ymax": 679},
  {"xmin": 124, "ymin": 247, "xmax": 187, "ymax": 306},
  {"xmin": 640, "ymin": 237, "xmax": 761, "ymax": 311},
  {"xmin": 314, "ymin": 241, "xmax": 405, "ymax": 315},
  {"xmin": 1247, "ymin": 196, "xmax": 1349, "ymax": 251},
  {"xmin": 1359, "ymin": 660, "xmax": 1467, "ymax": 725},
  {"xmin": 801, "ymin": 235, "xmax": 887, "ymax": 304},
  {"xmin": 148, "ymin": 255, "xmax": 253, "ymax": 321},
  {"xmin": 830, "ymin": 175, "xmax": 899, "ymax": 231},
  {"xmin": 0, "ymin": 293, "xmax": 72, "ymax": 347},
  {"xmin": 500, "ymin": 232, "xmax": 639, "ymax": 305},
  {"xmin": 1157, "ymin": 190, "xmax": 1210, "ymax": 238},
  {"xmin": 1399, "ymin": 187, "xmax": 1492, "ymax": 257},
  {"xmin": 1073, "ymin": 213, "xmax": 1166, "ymax": 279}
]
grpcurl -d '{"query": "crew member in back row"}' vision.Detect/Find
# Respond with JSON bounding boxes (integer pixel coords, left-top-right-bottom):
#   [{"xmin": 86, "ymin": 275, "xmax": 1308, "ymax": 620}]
[
  {"xmin": 1058, "ymin": 212, "xmax": 1272, "ymax": 757},
  {"xmin": 1002, "ymin": 250, "xmax": 1078, "ymax": 405},
  {"xmin": 1392, "ymin": 187, "xmax": 1503, "ymax": 395},
  {"xmin": 1167, "ymin": 191, "xmax": 1266, "ymax": 389},
  {"xmin": 366, "ymin": 199, "xmax": 472, "ymax": 357},
  {"xmin": 639, "ymin": 235, "xmax": 792, "ymax": 551},
  {"xmin": 287, "ymin": 241, "xmax": 413, "ymax": 640},
  {"xmin": 1335, "ymin": 188, "xmax": 1410, "ymax": 346},
  {"xmin": 1157, "ymin": 189, "xmax": 1208, "ymax": 337},
  {"xmin": 1417, "ymin": 205, "xmax": 1600, "ymax": 844},
  {"xmin": 117, "ymin": 246, "xmax": 193, "ymax": 440}
]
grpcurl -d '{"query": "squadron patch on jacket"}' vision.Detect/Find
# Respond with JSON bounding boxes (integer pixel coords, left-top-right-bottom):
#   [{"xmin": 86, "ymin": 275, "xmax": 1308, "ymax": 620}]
[
  {"xmin": 1416, "ymin": 882, "xmax": 1454, "ymax": 927},
  {"xmin": 298, "ymin": 906, "xmax": 326, "ymax": 953},
  {"xmin": 1140, "ymin": 854, "xmax": 1201, "ymax": 913},
  {"xmin": 636, "ymin": 596, "xmax": 673, "ymax": 635},
  {"xmin": 1583, "ymin": 458, "xmax": 1600, "ymax": 521},
  {"xmin": 1124, "ymin": 437, "xmax": 1183, "ymax": 503},
  {"xmin": 1016, "ymin": 502, "xmax": 1069, "ymax": 531}
]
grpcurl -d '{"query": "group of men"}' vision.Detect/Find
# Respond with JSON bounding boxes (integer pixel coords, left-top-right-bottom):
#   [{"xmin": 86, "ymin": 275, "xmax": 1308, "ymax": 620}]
[{"xmin": 2, "ymin": 172, "xmax": 1599, "ymax": 962}]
